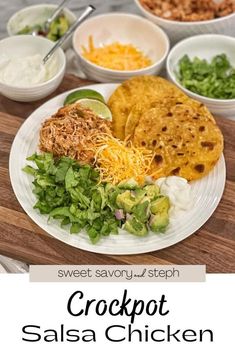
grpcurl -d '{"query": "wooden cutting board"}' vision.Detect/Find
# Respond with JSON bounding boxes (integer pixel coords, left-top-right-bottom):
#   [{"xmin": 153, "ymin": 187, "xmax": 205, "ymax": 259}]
[{"xmin": 0, "ymin": 74, "xmax": 235, "ymax": 273}]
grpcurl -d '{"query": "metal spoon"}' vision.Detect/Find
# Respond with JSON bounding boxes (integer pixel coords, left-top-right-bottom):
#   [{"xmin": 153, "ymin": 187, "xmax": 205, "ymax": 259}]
[
  {"xmin": 42, "ymin": 5, "xmax": 95, "ymax": 65},
  {"xmin": 32, "ymin": 0, "xmax": 71, "ymax": 36}
]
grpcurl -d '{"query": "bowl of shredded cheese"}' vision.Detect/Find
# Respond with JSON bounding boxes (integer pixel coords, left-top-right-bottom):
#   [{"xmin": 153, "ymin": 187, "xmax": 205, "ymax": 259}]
[{"xmin": 73, "ymin": 13, "xmax": 170, "ymax": 82}]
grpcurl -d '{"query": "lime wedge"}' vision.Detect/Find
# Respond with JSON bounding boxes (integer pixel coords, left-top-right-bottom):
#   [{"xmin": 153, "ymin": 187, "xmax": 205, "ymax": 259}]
[
  {"xmin": 78, "ymin": 98, "xmax": 112, "ymax": 120},
  {"xmin": 64, "ymin": 89, "xmax": 105, "ymax": 106}
]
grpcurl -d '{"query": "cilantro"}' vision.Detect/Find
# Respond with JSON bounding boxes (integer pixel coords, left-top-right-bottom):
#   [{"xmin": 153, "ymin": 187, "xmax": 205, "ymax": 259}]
[{"xmin": 177, "ymin": 54, "xmax": 235, "ymax": 99}]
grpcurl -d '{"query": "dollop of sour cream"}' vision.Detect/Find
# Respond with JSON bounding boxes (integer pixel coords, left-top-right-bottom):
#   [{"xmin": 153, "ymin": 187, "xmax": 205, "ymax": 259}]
[
  {"xmin": 155, "ymin": 176, "xmax": 192, "ymax": 217},
  {"xmin": 0, "ymin": 54, "xmax": 57, "ymax": 87}
]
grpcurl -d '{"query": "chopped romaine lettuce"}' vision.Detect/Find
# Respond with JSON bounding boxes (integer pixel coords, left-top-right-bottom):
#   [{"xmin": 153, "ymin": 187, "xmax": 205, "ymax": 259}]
[{"xmin": 23, "ymin": 153, "xmax": 120, "ymax": 244}]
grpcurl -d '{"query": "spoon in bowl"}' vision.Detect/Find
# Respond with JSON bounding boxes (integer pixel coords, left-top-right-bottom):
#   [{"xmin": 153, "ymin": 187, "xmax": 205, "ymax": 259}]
[
  {"xmin": 32, "ymin": 0, "xmax": 71, "ymax": 36},
  {"xmin": 42, "ymin": 5, "xmax": 95, "ymax": 65}
]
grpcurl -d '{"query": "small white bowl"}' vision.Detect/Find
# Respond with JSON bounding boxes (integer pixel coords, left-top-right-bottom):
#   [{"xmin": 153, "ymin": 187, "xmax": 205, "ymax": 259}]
[
  {"xmin": 73, "ymin": 13, "xmax": 170, "ymax": 83},
  {"xmin": 7, "ymin": 4, "xmax": 76, "ymax": 50},
  {"xmin": 135, "ymin": 0, "xmax": 235, "ymax": 44},
  {"xmin": 166, "ymin": 34, "xmax": 235, "ymax": 118},
  {"xmin": 0, "ymin": 35, "xmax": 66, "ymax": 102}
]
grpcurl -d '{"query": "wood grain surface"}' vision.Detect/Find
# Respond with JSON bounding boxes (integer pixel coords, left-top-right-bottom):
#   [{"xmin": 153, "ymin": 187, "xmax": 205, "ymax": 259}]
[{"xmin": 0, "ymin": 74, "xmax": 234, "ymax": 273}]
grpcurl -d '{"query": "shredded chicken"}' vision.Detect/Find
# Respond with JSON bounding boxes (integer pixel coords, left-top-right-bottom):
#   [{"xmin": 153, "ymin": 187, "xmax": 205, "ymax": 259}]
[
  {"xmin": 39, "ymin": 103, "xmax": 112, "ymax": 164},
  {"xmin": 140, "ymin": 0, "xmax": 235, "ymax": 21}
]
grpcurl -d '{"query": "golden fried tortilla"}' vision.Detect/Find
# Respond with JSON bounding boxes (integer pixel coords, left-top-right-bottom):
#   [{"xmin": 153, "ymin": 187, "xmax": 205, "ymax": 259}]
[
  {"xmin": 108, "ymin": 75, "xmax": 186, "ymax": 140},
  {"xmin": 132, "ymin": 101, "xmax": 223, "ymax": 181}
]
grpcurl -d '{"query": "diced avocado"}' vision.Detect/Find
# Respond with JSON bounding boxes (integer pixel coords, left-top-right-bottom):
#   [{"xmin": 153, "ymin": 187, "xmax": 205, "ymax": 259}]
[
  {"xmin": 116, "ymin": 190, "xmax": 136, "ymax": 213},
  {"xmin": 124, "ymin": 216, "xmax": 148, "ymax": 236},
  {"xmin": 47, "ymin": 15, "xmax": 70, "ymax": 41},
  {"xmin": 150, "ymin": 212, "xmax": 169, "ymax": 233},
  {"xmin": 134, "ymin": 189, "xmax": 146, "ymax": 203},
  {"xmin": 118, "ymin": 178, "xmax": 139, "ymax": 190},
  {"xmin": 150, "ymin": 196, "xmax": 170, "ymax": 215},
  {"xmin": 132, "ymin": 200, "xmax": 150, "ymax": 223},
  {"xmin": 144, "ymin": 184, "xmax": 160, "ymax": 200},
  {"xmin": 105, "ymin": 183, "xmax": 116, "ymax": 193},
  {"xmin": 58, "ymin": 15, "xmax": 70, "ymax": 35}
]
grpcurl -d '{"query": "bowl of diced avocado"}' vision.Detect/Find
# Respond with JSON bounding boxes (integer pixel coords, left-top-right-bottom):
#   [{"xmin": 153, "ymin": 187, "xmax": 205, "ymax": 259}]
[{"xmin": 7, "ymin": 4, "xmax": 77, "ymax": 50}]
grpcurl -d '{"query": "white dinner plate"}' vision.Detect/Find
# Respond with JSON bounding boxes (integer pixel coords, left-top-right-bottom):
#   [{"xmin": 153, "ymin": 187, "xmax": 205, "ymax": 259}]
[{"xmin": 9, "ymin": 83, "xmax": 226, "ymax": 255}]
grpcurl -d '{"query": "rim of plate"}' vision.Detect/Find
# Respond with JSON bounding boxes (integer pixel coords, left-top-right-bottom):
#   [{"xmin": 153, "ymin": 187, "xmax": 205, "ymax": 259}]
[{"xmin": 9, "ymin": 83, "xmax": 226, "ymax": 255}]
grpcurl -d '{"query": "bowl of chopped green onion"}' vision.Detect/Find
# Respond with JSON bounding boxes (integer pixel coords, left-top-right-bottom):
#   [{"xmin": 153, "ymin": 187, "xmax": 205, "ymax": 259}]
[{"xmin": 166, "ymin": 34, "xmax": 235, "ymax": 118}]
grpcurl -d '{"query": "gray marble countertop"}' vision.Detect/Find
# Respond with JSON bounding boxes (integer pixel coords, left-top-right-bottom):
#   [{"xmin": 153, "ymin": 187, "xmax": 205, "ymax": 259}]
[{"xmin": 0, "ymin": 0, "xmax": 138, "ymax": 39}]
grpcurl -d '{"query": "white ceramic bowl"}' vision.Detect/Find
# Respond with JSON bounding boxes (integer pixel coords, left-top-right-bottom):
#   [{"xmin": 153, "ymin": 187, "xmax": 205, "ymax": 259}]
[
  {"xmin": 135, "ymin": 0, "xmax": 235, "ymax": 44},
  {"xmin": 0, "ymin": 35, "xmax": 66, "ymax": 102},
  {"xmin": 166, "ymin": 34, "xmax": 235, "ymax": 118},
  {"xmin": 7, "ymin": 4, "xmax": 76, "ymax": 50},
  {"xmin": 73, "ymin": 13, "xmax": 169, "ymax": 83}
]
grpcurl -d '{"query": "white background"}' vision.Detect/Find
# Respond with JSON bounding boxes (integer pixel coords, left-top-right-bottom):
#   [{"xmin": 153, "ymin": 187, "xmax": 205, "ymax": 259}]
[{"xmin": 0, "ymin": 274, "xmax": 234, "ymax": 352}]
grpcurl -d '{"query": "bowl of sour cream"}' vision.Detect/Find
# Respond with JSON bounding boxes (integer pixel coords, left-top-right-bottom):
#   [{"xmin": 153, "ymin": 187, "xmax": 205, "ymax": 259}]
[{"xmin": 0, "ymin": 35, "xmax": 66, "ymax": 102}]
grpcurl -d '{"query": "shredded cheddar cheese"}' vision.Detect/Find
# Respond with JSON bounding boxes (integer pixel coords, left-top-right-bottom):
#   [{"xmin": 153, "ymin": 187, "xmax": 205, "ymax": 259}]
[
  {"xmin": 93, "ymin": 133, "xmax": 155, "ymax": 185},
  {"xmin": 82, "ymin": 36, "xmax": 152, "ymax": 71}
]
